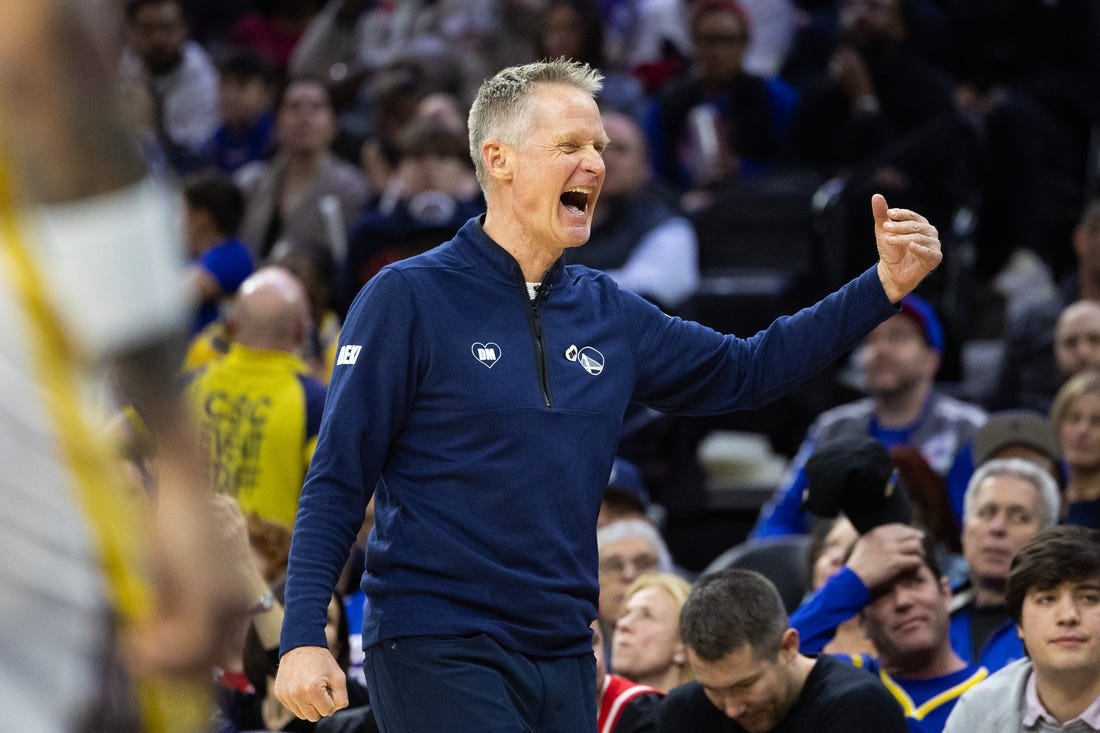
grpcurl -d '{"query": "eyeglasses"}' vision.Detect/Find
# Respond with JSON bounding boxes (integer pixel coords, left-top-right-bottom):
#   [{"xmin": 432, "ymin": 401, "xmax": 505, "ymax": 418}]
[{"xmin": 600, "ymin": 553, "xmax": 660, "ymax": 576}]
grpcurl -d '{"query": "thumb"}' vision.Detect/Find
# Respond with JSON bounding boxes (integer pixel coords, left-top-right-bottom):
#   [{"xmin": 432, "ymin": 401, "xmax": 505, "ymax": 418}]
[
  {"xmin": 327, "ymin": 676, "xmax": 350, "ymax": 710},
  {"xmin": 871, "ymin": 193, "xmax": 889, "ymax": 234}
]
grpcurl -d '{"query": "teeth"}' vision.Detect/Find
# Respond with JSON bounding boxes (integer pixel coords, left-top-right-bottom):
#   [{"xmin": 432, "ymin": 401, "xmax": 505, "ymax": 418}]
[{"xmin": 561, "ymin": 188, "xmax": 590, "ymax": 211}]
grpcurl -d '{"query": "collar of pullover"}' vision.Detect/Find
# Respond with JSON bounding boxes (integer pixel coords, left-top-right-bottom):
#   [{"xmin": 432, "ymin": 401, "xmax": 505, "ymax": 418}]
[{"xmin": 454, "ymin": 215, "xmax": 567, "ymax": 293}]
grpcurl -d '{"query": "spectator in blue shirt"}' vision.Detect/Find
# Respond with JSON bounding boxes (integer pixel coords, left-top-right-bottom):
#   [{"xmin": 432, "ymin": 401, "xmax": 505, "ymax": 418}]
[{"xmin": 182, "ymin": 170, "xmax": 254, "ymax": 333}]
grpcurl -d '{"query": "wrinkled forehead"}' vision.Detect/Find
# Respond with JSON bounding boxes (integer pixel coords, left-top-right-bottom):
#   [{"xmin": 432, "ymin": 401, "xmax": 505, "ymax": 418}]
[
  {"xmin": 973, "ymin": 473, "xmax": 1040, "ymax": 509},
  {"xmin": 533, "ymin": 83, "xmax": 604, "ymax": 128}
]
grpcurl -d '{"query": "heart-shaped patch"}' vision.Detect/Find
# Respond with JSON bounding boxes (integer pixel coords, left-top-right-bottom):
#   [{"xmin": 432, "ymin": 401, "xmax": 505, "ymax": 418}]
[{"xmin": 471, "ymin": 342, "xmax": 501, "ymax": 368}]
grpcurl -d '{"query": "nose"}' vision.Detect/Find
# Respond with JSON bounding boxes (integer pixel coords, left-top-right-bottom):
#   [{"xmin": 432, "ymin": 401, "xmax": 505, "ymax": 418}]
[
  {"xmin": 1055, "ymin": 594, "xmax": 1081, "ymax": 625},
  {"xmin": 862, "ymin": 337, "xmax": 890, "ymax": 361},
  {"xmin": 890, "ymin": 585, "xmax": 915, "ymax": 610},
  {"xmin": 621, "ymin": 560, "xmax": 640, "ymax": 583},
  {"xmin": 723, "ymin": 697, "xmax": 747, "ymax": 719},
  {"xmin": 988, "ymin": 512, "xmax": 1008, "ymax": 535},
  {"xmin": 583, "ymin": 146, "xmax": 605, "ymax": 177}
]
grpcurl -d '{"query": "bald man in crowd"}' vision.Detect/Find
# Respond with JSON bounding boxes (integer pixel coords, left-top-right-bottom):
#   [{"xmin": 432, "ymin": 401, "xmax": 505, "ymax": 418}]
[
  {"xmin": 185, "ymin": 266, "xmax": 328, "ymax": 527},
  {"xmin": 1054, "ymin": 299, "xmax": 1100, "ymax": 380}
]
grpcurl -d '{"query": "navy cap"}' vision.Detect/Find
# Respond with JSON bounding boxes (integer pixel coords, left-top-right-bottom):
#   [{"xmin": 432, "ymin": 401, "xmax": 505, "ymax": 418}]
[
  {"xmin": 801, "ymin": 434, "xmax": 912, "ymax": 534},
  {"xmin": 898, "ymin": 294, "xmax": 945, "ymax": 353},
  {"xmin": 605, "ymin": 458, "xmax": 649, "ymax": 511}
]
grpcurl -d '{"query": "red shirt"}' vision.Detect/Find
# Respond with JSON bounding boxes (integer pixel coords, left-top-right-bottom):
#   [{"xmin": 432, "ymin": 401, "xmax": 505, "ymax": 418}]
[{"xmin": 598, "ymin": 674, "xmax": 663, "ymax": 733}]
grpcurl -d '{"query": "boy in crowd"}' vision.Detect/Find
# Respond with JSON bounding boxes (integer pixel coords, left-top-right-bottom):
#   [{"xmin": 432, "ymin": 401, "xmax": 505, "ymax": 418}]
[{"xmin": 945, "ymin": 525, "xmax": 1100, "ymax": 732}]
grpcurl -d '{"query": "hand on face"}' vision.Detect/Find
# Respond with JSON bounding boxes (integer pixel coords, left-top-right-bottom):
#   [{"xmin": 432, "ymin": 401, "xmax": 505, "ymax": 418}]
[{"xmin": 847, "ymin": 522, "xmax": 925, "ymax": 590}]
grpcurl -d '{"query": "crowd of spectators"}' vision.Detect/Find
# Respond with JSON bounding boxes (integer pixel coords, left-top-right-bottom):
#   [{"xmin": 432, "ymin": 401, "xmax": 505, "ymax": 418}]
[{"xmin": 98, "ymin": 0, "xmax": 1100, "ymax": 730}]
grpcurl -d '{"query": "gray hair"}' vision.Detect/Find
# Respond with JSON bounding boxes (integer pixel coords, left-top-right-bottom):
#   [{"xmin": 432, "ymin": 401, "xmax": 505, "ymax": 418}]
[
  {"xmin": 596, "ymin": 518, "xmax": 673, "ymax": 574},
  {"xmin": 963, "ymin": 457, "xmax": 1061, "ymax": 529},
  {"xmin": 467, "ymin": 58, "xmax": 603, "ymax": 187}
]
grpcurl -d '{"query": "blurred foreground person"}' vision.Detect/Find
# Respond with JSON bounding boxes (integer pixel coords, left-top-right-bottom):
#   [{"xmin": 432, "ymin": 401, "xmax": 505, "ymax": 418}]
[{"xmin": 0, "ymin": 1, "xmax": 248, "ymax": 729}]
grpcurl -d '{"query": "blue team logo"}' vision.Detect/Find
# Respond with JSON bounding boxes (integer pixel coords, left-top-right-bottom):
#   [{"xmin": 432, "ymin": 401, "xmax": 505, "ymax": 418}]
[
  {"xmin": 471, "ymin": 342, "xmax": 501, "ymax": 368},
  {"xmin": 565, "ymin": 344, "xmax": 604, "ymax": 375}
]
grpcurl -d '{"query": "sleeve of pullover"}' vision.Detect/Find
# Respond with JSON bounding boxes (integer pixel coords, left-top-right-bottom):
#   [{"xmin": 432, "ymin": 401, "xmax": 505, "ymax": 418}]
[
  {"xmin": 624, "ymin": 266, "xmax": 896, "ymax": 413},
  {"xmin": 789, "ymin": 567, "xmax": 871, "ymax": 653},
  {"xmin": 280, "ymin": 268, "xmax": 422, "ymax": 654}
]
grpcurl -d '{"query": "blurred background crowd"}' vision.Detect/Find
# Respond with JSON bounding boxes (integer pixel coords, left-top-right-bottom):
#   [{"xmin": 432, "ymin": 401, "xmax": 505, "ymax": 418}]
[{"xmin": 101, "ymin": 0, "xmax": 1100, "ymax": 729}]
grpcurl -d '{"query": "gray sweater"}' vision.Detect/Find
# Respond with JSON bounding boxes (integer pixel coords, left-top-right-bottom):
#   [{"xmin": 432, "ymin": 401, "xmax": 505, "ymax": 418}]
[{"xmin": 945, "ymin": 658, "xmax": 1100, "ymax": 732}]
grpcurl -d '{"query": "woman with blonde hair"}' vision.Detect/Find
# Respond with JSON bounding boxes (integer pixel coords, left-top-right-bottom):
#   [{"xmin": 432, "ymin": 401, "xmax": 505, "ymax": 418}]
[
  {"xmin": 1050, "ymin": 369, "xmax": 1100, "ymax": 527},
  {"xmin": 611, "ymin": 572, "xmax": 694, "ymax": 693}
]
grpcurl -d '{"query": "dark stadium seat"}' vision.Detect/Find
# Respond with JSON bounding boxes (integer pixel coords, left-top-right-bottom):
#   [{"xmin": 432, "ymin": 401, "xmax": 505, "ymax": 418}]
[{"xmin": 700, "ymin": 534, "xmax": 811, "ymax": 614}]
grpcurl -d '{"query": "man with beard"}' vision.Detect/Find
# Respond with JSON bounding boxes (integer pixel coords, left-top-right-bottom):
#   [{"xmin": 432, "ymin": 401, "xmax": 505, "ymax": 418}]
[
  {"xmin": 792, "ymin": 457, "xmax": 1061, "ymax": 684},
  {"xmin": 753, "ymin": 293, "xmax": 987, "ymax": 537},
  {"xmin": 659, "ymin": 569, "xmax": 906, "ymax": 733},
  {"xmin": 791, "ymin": 527, "xmax": 988, "ymax": 732},
  {"xmin": 121, "ymin": 0, "xmax": 219, "ymax": 172}
]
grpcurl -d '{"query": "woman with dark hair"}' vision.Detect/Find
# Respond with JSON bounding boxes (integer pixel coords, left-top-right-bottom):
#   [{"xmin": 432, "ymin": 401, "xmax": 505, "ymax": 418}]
[
  {"xmin": 236, "ymin": 76, "xmax": 369, "ymax": 265},
  {"xmin": 208, "ymin": 494, "xmax": 369, "ymax": 732},
  {"xmin": 534, "ymin": 0, "xmax": 646, "ymax": 120}
]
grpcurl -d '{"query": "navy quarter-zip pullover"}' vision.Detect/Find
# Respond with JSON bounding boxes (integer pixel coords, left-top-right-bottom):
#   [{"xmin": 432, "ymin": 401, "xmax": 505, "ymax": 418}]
[{"xmin": 282, "ymin": 217, "xmax": 897, "ymax": 658}]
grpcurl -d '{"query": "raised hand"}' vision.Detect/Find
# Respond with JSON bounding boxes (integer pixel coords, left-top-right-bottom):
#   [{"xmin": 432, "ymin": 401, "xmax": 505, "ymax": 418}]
[
  {"xmin": 847, "ymin": 523, "xmax": 926, "ymax": 590},
  {"xmin": 871, "ymin": 193, "xmax": 942, "ymax": 303}
]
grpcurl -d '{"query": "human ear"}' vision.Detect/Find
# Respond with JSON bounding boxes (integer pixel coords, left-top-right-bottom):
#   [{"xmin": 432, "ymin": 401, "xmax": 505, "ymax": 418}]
[
  {"xmin": 482, "ymin": 140, "xmax": 512, "ymax": 182},
  {"xmin": 779, "ymin": 628, "xmax": 800, "ymax": 661}
]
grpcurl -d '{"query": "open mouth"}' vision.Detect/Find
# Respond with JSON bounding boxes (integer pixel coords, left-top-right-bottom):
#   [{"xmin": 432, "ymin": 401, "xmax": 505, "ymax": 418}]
[{"xmin": 560, "ymin": 189, "xmax": 590, "ymax": 215}]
